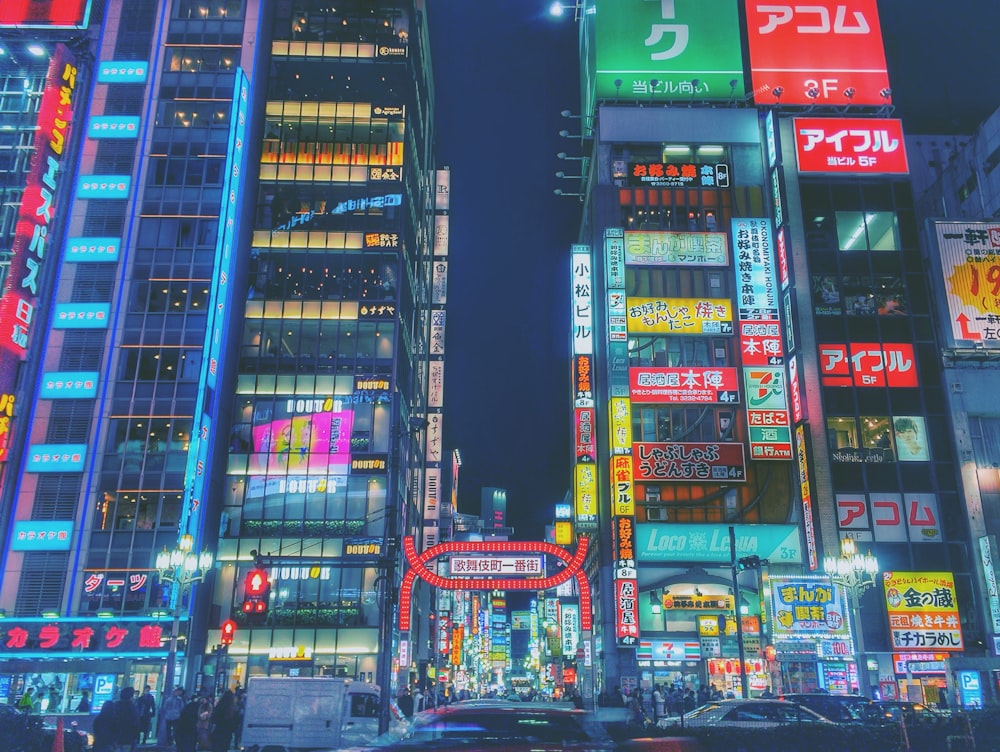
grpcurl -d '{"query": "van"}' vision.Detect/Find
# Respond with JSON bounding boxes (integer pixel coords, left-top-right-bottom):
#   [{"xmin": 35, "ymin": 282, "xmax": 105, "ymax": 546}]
[{"xmin": 241, "ymin": 677, "xmax": 380, "ymax": 751}]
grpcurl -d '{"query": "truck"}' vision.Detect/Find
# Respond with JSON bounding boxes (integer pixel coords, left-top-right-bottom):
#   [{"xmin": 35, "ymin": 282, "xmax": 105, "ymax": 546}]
[{"xmin": 240, "ymin": 677, "xmax": 381, "ymax": 751}]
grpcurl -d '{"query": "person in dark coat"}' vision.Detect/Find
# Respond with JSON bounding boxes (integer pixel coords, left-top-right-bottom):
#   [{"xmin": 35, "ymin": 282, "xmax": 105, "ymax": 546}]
[
  {"xmin": 92, "ymin": 701, "xmax": 116, "ymax": 752},
  {"xmin": 136, "ymin": 685, "xmax": 156, "ymax": 744},
  {"xmin": 75, "ymin": 690, "xmax": 92, "ymax": 713},
  {"xmin": 174, "ymin": 698, "xmax": 202, "ymax": 752},
  {"xmin": 114, "ymin": 687, "xmax": 141, "ymax": 750},
  {"xmin": 209, "ymin": 690, "xmax": 239, "ymax": 752}
]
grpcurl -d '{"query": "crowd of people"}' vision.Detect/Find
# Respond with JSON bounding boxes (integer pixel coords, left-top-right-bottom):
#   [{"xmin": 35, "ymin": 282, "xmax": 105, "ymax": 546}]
[
  {"xmin": 611, "ymin": 683, "xmax": 729, "ymax": 726},
  {"xmin": 90, "ymin": 685, "xmax": 245, "ymax": 752}
]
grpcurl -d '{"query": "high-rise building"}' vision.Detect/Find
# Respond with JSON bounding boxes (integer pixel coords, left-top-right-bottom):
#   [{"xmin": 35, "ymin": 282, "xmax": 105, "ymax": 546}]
[
  {"xmin": 0, "ymin": 0, "xmax": 441, "ymax": 715},
  {"xmin": 563, "ymin": 0, "xmax": 996, "ymax": 707}
]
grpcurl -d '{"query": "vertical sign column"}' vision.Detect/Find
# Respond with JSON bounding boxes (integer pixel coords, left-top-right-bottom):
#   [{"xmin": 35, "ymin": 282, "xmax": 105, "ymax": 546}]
[
  {"xmin": 604, "ymin": 229, "xmax": 639, "ymax": 647},
  {"xmin": 571, "ymin": 245, "xmax": 597, "ymax": 532}
]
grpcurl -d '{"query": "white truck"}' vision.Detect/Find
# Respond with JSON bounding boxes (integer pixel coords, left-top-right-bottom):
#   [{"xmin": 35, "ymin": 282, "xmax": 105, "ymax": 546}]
[{"xmin": 240, "ymin": 677, "xmax": 381, "ymax": 751}]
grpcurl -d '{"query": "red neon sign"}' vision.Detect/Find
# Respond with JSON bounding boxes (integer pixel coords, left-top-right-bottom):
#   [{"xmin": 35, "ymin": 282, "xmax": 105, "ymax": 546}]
[
  {"xmin": 794, "ymin": 117, "xmax": 909, "ymax": 175},
  {"xmin": 0, "ymin": 1, "xmax": 91, "ymax": 28},
  {"xmin": 819, "ymin": 343, "xmax": 918, "ymax": 387},
  {"xmin": 746, "ymin": 0, "xmax": 891, "ymax": 105}
]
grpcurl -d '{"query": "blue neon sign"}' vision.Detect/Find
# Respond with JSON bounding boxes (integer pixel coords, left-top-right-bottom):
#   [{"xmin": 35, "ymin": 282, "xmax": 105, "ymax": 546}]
[
  {"xmin": 52, "ymin": 303, "xmax": 110, "ymax": 328},
  {"xmin": 88, "ymin": 116, "xmax": 140, "ymax": 139},
  {"xmin": 65, "ymin": 236, "xmax": 121, "ymax": 262},
  {"xmin": 77, "ymin": 175, "xmax": 131, "ymax": 198},
  {"xmin": 96, "ymin": 61, "xmax": 149, "ymax": 83},
  {"xmin": 40, "ymin": 371, "xmax": 99, "ymax": 399}
]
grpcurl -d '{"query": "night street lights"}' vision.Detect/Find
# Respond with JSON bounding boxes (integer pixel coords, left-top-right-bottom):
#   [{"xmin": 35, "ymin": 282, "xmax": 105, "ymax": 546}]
[
  {"xmin": 823, "ymin": 538, "xmax": 880, "ymax": 698},
  {"xmin": 155, "ymin": 534, "xmax": 214, "ymax": 694}
]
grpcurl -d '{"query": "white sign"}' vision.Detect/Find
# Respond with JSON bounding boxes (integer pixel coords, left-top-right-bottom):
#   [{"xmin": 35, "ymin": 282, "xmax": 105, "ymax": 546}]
[
  {"xmin": 979, "ymin": 536, "xmax": 1000, "ymax": 632},
  {"xmin": 449, "ymin": 556, "xmax": 544, "ymax": 576}
]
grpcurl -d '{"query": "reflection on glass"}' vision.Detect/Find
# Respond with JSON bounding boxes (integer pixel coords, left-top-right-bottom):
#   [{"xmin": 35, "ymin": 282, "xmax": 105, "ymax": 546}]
[{"xmin": 893, "ymin": 416, "xmax": 929, "ymax": 461}]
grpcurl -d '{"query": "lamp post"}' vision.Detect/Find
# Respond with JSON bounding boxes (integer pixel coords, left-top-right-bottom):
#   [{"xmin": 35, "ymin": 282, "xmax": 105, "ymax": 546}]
[
  {"xmin": 155, "ymin": 534, "xmax": 214, "ymax": 694},
  {"xmin": 823, "ymin": 538, "xmax": 879, "ymax": 698}
]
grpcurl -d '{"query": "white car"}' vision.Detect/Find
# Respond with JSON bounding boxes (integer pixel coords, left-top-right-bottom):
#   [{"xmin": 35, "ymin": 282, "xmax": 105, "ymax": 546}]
[{"xmin": 661, "ymin": 698, "xmax": 837, "ymax": 730}]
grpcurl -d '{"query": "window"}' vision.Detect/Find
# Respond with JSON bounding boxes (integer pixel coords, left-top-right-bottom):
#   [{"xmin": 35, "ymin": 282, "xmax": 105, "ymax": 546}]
[{"xmin": 835, "ymin": 211, "xmax": 899, "ymax": 251}]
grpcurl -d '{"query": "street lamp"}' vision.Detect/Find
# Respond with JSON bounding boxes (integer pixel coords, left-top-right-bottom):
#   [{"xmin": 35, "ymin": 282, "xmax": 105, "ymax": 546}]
[
  {"xmin": 823, "ymin": 538, "xmax": 879, "ymax": 698},
  {"xmin": 155, "ymin": 533, "xmax": 214, "ymax": 694}
]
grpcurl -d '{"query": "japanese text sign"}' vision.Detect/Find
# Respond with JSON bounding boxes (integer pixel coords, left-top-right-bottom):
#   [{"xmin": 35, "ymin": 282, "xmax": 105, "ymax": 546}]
[
  {"xmin": 626, "ymin": 297, "xmax": 733, "ymax": 335},
  {"xmin": 624, "ymin": 230, "xmax": 729, "ymax": 267},
  {"xmin": 592, "ymin": 0, "xmax": 745, "ymax": 104},
  {"xmin": 633, "ymin": 441, "xmax": 746, "ymax": 482},
  {"xmin": 930, "ymin": 222, "xmax": 1000, "ymax": 347},
  {"xmin": 629, "ymin": 366, "xmax": 740, "ymax": 404},
  {"xmin": 746, "ymin": 0, "xmax": 891, "ymax": 105},
  {"xmin": 794, "ymin": 117, "xmax": 908, "ymax": 174},
  {"xmin": 883, "ymin": 572, "xmax": 964, "ymax": 651},
  {"xmin": 819, "ymin": 342, "xmax": 918, "ymax": 387},
  {"xmin": 0, "ymin": 619, "xmax": 170, "ymax": 655},
  {"xmin": 770, "ymin": 576, "xmax": 850, "ymax": 638}
]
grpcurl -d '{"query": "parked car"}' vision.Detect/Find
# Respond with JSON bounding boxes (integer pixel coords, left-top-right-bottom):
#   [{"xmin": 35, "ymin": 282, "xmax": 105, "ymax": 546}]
[
  {"xmin": 662, "ymin": 699, "xmax": 835, "ymax": 730},
  {"xmin": 342, "ymin": 700, "xmax": 616, "ymax": 751},
  {"xmin": 778, "ymin": 692, "xmax": 876, "ymax": 724},
  {"xmin": 871, "ymin": 700, "xmax": 951, "ymax": 724}
]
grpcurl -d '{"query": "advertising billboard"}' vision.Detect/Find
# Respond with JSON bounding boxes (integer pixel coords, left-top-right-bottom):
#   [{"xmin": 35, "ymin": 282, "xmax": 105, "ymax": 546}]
[
  {"xmin": 929, "ymin": 222, "xmax": 1000, "ymax": 346},
  {"xmin": 835, "ymin": 493, "xmax": 942, "ymax": 543},
  {"xmin": 624, "ymin": 230, "xmax": 728, "ymax": 267},
  {"xmin": 883, "ymin": 572, "xmax": 964, "ymax": 651},
  {"xmin": 629, "ymin": 366, "xmax": 739, "ymax": 404},
  {"xmin": 633, "ymin": 441, "xmax": 746, "ymax": 482},
  {"xmin": 745, "ymin": 0, "xmax": 891, "ymax": 106},
  {"xmin": 770, "ymin": 576, "xmax": 851, "ymax": 639},
  {"xmin": 636, "ymin": 522, "xmax": 803, "ymax": 563},
  {"xmin": 246, "ymin": 399, "xmax": 353, "ymax": 475},
  {"xmin": 593, "ymin": 0, "xmax": 745, "ymax": 103},
  {"xmin": 0, "ymin": 0, "xmax": 91, "ymax": 28},
  {"xmin": 819, "ymin": 343, "xmax": 918, "ymax": 387},
  {"xmin": 794, "ymin": 117, "xmax": 908, "ymax": 175},
  {"xmin": 626, "ymin": 297, "xmax": 733, "ymax": 335}
]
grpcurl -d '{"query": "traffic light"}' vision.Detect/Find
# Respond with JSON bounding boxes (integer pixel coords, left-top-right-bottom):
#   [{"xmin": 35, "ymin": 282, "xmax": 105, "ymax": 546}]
[
  {"xmin": 220, "ymin": 619, "xmax": 237, "ymax": 645},
  {"xmin": 242, "ymin": 568, "xmax": 270, "ymax": 620},
  {"xmin": 735, "ymin": 555, "xmax": 761, "ymax": 572}
]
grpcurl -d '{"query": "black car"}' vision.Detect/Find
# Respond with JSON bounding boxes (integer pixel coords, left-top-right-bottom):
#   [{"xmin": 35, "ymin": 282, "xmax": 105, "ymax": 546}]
[{"xmin": 778, "ymin": 692, "xmax": 876, "ymax": 724}]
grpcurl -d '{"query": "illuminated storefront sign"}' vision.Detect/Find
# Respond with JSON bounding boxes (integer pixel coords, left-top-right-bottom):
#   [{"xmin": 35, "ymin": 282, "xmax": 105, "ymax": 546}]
[
  {"xmin": 450, "ymin": 556, "xmax": 543, "ymax": 576},
  {"xmin": 610, "ymin": 455, "xmax": 634, "ymax": 516},
  {"xmin": 574, "ymin": 355, "xmax": 594, "ymax": 407},
  {"xmin": 52, "ymin": 303, "xmax": 110, "ymax": 328},
  {"xmin": 930, "ymin": 222, "xmax": 1000, "ymax": 346},
  {"xmin": 632, "ymin": 441, "xmax": 746, "ymax": 482},
  {"xmin": 344, "ymin": 538, "xmax": 382, "ymax": 557},
  {"xmin": 573, "ymin": 245, "xmax": 594, "ymax": 355},
  {"xmin": 663, "ymin": 594, "xmax": 734, "ymax": 611},
  {"xmin": 884, "ymin": 572, "xmax": 963, "ymax": 651},
  {"xmin": 979, "ymin": 536, "xmax": 1000, "ymax": 633},
  {"xmin": 626, "ymin": 297, "xmax": 732, "ymax": 335},
  {"xmin": 613, "ymin": 517, "xmax": 639, "ymax": 647},
  {"xmin": 624, "ymin": 231, "xmax": 728, "ymax": 267},
  {"xmin": 606, "ymin": 234, "xmax": 627, "ymax": 341},
  {"xmin": 561, "ymin": 603, "xmax": 580, "ymax": 655},
  {"xmin": 351, "ymin": 455, "xmax": 387, "ymax": 473},
  {"xmin": 835, "ymin": 493, "xmax": 942, "ymax": 543},
  {"xmin": 247, "ymin": 399, "xmax": 354, "ymax": 474},
  {"xmin": 0, "ymin": 0, "xmax": 91, "ymax": 28},
  {"xmin": 0, "ymin": 44, "xmax": 77, "ymax": 364},
  {"xmin": 87, "ymin": 116, "xmax": 140, "ymax": 139},
  {"xmin": 40, "ymin": 371, "xmax": 99, "ymax": 398},
  {"xmin": 26, "ymin": 444, "xmax": 86, "ymax": 472},
  {"xmin": 819, "ymin": 342, "xmax": 918, "ymax": 387},
  {"xmin": 636, "ymin": 523, "xmax": 803, "ymax": 564},
  {"xmin": 76, "ymin": 175, "xmax": 130, "ymax": 198},
  {"xmin": 592, "ymin": 0, "xmax": 744, "ymax": 103},
  {"xmin": 628, "ymin": 162, "xmax": 731, "ymax": 189},
  {"xmin": 745, "ymin": 0, "xmax": 891, "ymax": 106},
  {"xmin": 638, "ymin": 640, "xmax": 701, "ymax": 662},
  {"xmin": 788, "ymin": 356, "xmax": 803, "ymax": 423},
  {"xmin": 794, "ymin": 117, "xmax": 908, "ymax": 174},
  {"xmin": 629, "ymin": 366, "xmax": 740, "ymax": 404},
  {"xmin": 770, "ymin": 576, "xmax": 851, "ymax": 639},
  {"xmin": 96, "ymin": 61, "xmax": 148, "ymax": 82},
  {"xmin": 65, "ymin": 236, "xmax": 120, "ymax": 262},
  {"xmin": 795, "ymin": 425, "xmax": 818, "ymax": 570},
  {"xmin": 574, "ymin": 463, "xmax": 598, "ymax": 528},
  {"xmin": 743, "ymin": 367, "xmax": 793, "ymax": 459},
  {"xmin": 0, "ymin": 618, "xmax": 170, "ymax": 656},
  {"xmin": 609, "ymin": 397, "xmax": 631, "ymax": 455},
  {"xmin": 10, "ymin": 520, "xmax": 73, "ymax": 550},
  {"xmin": 575, "ymin": 407, "xmax": 595, "ymax": 461}
]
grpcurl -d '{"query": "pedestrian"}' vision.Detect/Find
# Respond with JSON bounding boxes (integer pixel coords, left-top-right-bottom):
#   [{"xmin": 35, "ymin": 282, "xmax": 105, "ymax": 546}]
[
  {"xmin": 174, "ymin": 697, "xmax": 201, "ymax": 752},
  {"xmin": 76, "ymin": 689, "xmax": 92, "ymax": 713},
  {"xmin": 628, "ymin": 689, "xmax": 645, "ymax": 727},
  {"xmin": 136, "ymin": 685, "xmax": 156, "ymax": 745},
  {"xmin": 209, "ymin": 690, "xmax": 239, "ymax": 752},
  {"xmin": 396, "ymin": 687, "xmax": 414, "ymax": 718},
  {"xmin": 93, "ymin": 700, "xmax": 117, "ymax": 752},
  {"xmin": 160, "ymin": 687, "xmax": 185, "ymax": 745},
  {"xmin": 652, "ymin": 685, "xmax": 664, "ymax": 722},
  {"xmin": 113, "ymin": 687, "xmax": 141, "ymax": 752},
  {"xmin": 17, "ymin": 687, "xmax": 36, "ymax": 713}
]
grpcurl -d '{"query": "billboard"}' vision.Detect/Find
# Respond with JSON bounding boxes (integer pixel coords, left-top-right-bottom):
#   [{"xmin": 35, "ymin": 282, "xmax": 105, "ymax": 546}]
[
  {"xmin": 627, "ymin": 162, "xmax": 731, "ymax": 189},
  {"xmin": 794, "ymin": 118, "xmax": 908, "ymax": 175},
  {"xmin": 246, "ymin": 399, "xmax": 353, "ymax": 475},
  {"xmin": 819, "ymin": 343, "xmax": 918, "ymax": 387},
  {"xmin": 0, "ymin": 0, "xmax": 91, "ymax": 28},
  {"xmin": 636, "ymin": 523, "xmax": 803, "ymax": 563},
  {"xmin": 745, "ymin": 0, "xmax": 891, "ymax": 105},
  {"xmin": 770, "ymin": 576, "xmax": 851, "ymax": 639},
  {"xmin": 929, "ymin": 223, "xmax": 1000, "ymax": 346},
  {"xmin": 626, "ymin": 297, "xmax": 733, "ymax": 335},
  {"xmin": 835, "ymin": 493, "xmax": 942, "ymax": 543},
  {"xmin": 629, "ymin": 366, "xmax": 739, "ymax": 404},
  {"xmin": 884, "ymin": 572, "xmax": 963, "ymax": 651},
  {"xmin": 633, "ymin": 441, "xmax": 746, "ymax": 482},
  {"xmin": 624, "ymin": 230, "xmax": 728, "ymax": 267},
  {"xmin": 593, "ymin": 0, "xmax": 745, "ymax": 103}
]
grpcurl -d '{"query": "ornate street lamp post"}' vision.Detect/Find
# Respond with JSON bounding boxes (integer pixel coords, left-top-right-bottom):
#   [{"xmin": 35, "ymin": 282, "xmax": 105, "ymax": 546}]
[
  {"xmin": 823, "ymin": 538, "xmax": 879, "ymax": 698},
  {"xmin": 155, "ymin": 534, "xmax": 214, "ymax": 694}
]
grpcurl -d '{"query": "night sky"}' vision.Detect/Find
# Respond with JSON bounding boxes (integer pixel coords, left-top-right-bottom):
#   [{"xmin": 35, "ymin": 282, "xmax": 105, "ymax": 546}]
[{"xmin": 427, "ymin": 0, "xmax": 1000, "ymax": 540}]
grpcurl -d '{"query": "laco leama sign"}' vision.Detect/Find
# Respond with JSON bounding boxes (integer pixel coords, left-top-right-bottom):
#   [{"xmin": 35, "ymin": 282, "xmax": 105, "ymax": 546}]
[{"xmin": 592, "ymin": 0, "xmax": 745, "ymax": 102}]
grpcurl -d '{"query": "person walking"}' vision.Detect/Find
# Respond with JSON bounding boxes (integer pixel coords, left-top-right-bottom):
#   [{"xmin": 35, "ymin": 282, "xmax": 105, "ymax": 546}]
[
  {"xmin": 160, "ymin": 687, "xmax": 185, "ymax": 746},
  {"xmin": 136, "ymin": 686, "xmax": 156, "ymax": 745},
  {"xmin": 209, "ymin": 690, "xmax": 238, "ymax": 752},
  {"xmin": 17, "ymin": 687, "xmax": 37, "ymax": 713},
  {"xmin": 112, "ymin": 687, "xmax": 141, "ymax": 752},
  {"xmin": 92, "ymin": 701, "xmax": 117, "ymax": 752},
  {"xmin": 76, "ymin": 690, "xmax": 92, "ymax": 713},
  {"xmin": 652, "ymin": 685, "xmax": 664, "ymax": 723},
  {"xmin": 174, "ymin": 697, "xmax": 202, "ymax": 752}
]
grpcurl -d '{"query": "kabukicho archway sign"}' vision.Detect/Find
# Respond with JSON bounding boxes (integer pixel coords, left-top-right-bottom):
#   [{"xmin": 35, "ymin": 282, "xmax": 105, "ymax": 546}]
[{"xmin": 397, "ymin": 536, "xmax": 592, "ymax": 633}]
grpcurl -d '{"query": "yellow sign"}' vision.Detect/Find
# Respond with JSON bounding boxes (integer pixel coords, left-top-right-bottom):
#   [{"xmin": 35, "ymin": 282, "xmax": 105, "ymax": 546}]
[
  {"xmin": 610, "ymin": 455, "xmax": 634, "ymax": 517},
  {"xmin": 554, "ymin": 520, "xmax": 573, "ymax": 545},
  {"xmin": 666, "ymin": 594, "xmax": 734, "ymax": 611},
  {"xmin": 883, "ymin": 571, "xmax": 963, "ymax": 651},
  {"xmin": 574, "ymin": 464, "xmax": 597, "ymax": 522},
  {"xmin": 609, "ymin": 397, "xmax": 631, "ymax": 454},
  {"xmin": 626, "ymin": 297, "xmax": 733, "ymax": 335}
]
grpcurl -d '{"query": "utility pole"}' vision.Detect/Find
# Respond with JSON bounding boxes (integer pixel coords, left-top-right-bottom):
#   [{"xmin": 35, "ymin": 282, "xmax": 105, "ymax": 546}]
[{"xmin": 729, "ymin": 526, "xmax": 749, "ymax": 700}]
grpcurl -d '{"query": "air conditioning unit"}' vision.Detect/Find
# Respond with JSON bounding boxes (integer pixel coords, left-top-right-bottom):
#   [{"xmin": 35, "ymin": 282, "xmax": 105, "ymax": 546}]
[{"xmin": 647, "ymin": 507, "xmax": 668, "ymax": 521}]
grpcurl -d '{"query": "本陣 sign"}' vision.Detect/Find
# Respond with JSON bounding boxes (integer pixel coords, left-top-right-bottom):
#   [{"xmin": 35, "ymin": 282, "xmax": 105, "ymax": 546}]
[
  {"xmin": 794, "ymin": 118, "xmax": 908, "ymax": 174},
  {"xmin": 883, "ymin": 571, "xmax": 963, "ymax": 651},
  {"xmin": 629, "ymin": 366, "xmax": 739, "ymax": 405},
  {"xmin": 745, "ymin": 0, "xmax": 891, "ymax": 106}
]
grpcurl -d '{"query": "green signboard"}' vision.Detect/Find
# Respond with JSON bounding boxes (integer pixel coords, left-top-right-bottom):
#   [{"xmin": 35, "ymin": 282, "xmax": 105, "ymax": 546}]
[
  {"xmin": 636, "ymin": 523, "xmax": 802, "ymax": 564},
  {"xmin": 593, "ymin": 0, "xmax": 745, "ymax": 103}
]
